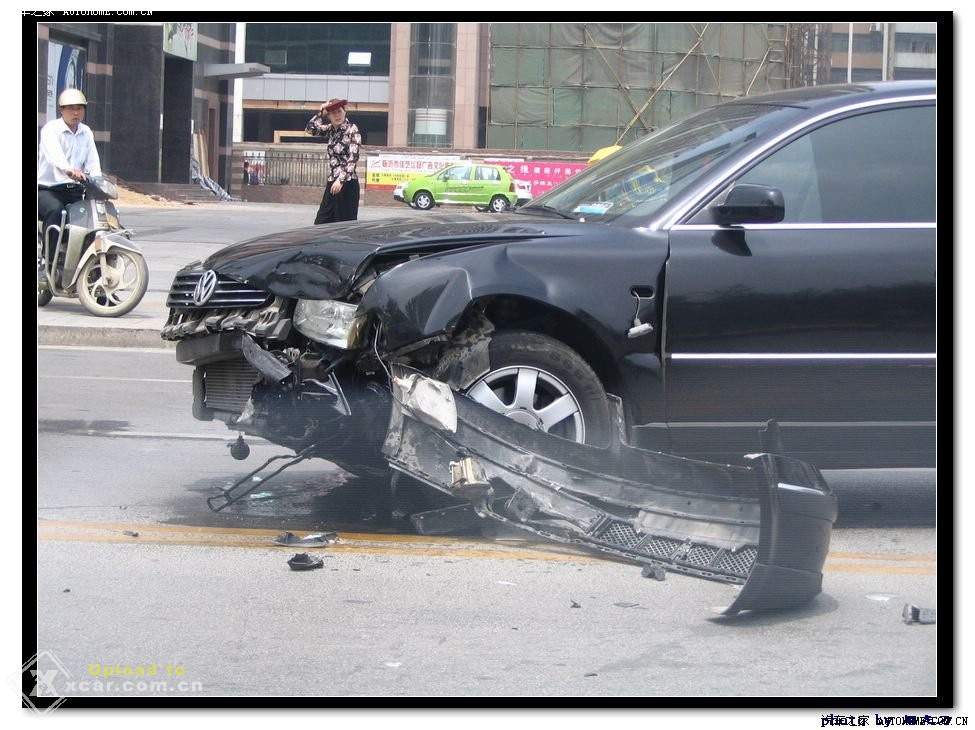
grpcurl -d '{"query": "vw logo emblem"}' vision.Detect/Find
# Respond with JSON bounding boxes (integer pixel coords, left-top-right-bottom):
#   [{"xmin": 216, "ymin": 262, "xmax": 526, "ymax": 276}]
[{"xmin": 193, "ymin": 270, "xmax": 218, "ymax": 306}]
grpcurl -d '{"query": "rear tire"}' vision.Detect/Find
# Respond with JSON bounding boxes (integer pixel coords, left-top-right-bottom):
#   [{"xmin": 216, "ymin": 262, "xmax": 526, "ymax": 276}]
[
  {"xmin": 489, "ymin": 195, "xmax": 510, "ymax": 213},
  {"xmin": 458, "ymin": 330, "xmax": 612, "ymax": 447},
  {"xmin": 37, "ymin": 235, "xmax": 53, "ymax": 307}
]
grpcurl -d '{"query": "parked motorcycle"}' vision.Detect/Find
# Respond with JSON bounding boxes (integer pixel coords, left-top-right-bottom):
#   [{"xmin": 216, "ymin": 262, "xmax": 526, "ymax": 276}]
[{"xmin": 37, "ymin": 176, "xmax": 148, "ymax": 317}]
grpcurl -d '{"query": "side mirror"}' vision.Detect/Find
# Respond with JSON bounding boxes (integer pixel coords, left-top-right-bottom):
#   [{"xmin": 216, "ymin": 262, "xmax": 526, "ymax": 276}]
[{"xmin": 712, "ymin": 183, "xmax": 785, "ymax": 225}]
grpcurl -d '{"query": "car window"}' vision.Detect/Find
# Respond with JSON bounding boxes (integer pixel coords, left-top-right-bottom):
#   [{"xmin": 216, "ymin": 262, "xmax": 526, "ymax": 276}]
[
  {"xmin": 476, "ymin": 167, "xmax": 501, "ymax": 181},
  {"xmin": 520, "ymin": 102, "xmax": 796, "ymax": 222},
  {"xmin": 734, "ymin": 105, "xmax": 935, "ymax": 223},
  {"xmin": 443, "ymin": 166, "xmax": 472, "ymax": 181}
]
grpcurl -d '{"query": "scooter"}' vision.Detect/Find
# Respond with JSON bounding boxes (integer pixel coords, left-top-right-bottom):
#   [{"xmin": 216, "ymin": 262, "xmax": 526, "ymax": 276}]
[{"xmin": 37, "ymin": 176, "xmax": 148, "ymax": 317}]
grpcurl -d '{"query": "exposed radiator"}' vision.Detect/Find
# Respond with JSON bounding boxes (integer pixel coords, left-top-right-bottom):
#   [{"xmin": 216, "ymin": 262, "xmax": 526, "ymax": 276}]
[{"xmin": 203, "ymin": 359, "xmax": 261, "ymax": 414}]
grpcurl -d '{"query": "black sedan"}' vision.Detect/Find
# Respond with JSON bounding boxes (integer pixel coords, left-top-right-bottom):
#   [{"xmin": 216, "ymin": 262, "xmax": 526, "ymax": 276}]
[{"xmin": 163, "ymin": 80, "xmax": 936, "ymax": 474}]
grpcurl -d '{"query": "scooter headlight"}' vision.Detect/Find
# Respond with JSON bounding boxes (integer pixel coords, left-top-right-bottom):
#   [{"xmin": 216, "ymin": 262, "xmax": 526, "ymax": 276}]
[{"xmin": 293, "ymin": 299, "xmax": 366, "ymax": 349}]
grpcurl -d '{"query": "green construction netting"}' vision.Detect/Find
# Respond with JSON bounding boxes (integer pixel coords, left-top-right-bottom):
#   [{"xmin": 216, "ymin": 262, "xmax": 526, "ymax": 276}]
[{"xmin": 487, "ymin": 22, "xmax": 788, "ymax": 151}]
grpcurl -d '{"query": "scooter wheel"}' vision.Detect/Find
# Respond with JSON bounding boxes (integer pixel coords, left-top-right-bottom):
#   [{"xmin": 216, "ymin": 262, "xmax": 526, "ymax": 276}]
[
  {"xmin": 77, "ymin": 249, "xmax": 149, "ymax": 317},
  {"xmin": 37, "ymin": 289, "xmax": 53, "ymax": 307}
]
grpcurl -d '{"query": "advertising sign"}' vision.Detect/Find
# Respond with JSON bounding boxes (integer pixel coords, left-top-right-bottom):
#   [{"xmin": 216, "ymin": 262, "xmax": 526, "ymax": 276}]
[
  {"xmin": 366, "ymin": 154, "xmax": 461, "ymax": 191},
  {"xmin": 163, "ymin": 22, "xmax": 198, "ymax": 61},
  {"xmin": 46, "ymin": 41, "xmax": 87, "ymax": 121},
  {"xmin": 499, "ymin": 160, "xmax": 589, "ymax": 194}
]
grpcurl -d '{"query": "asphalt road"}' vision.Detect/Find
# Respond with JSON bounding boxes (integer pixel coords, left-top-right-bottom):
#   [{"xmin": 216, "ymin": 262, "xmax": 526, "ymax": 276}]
[{"xmin": 33, "ymin": 346, "xmax": 940, "ymax": 699}]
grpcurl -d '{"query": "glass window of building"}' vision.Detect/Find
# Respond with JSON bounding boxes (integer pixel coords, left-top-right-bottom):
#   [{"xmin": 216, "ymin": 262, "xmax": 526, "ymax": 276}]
[
  {"xmin": 408, "ymin": 23, "xmax": 456, "ymax": 148},
  {"xmin": 245, "ymin": 23, "xmax": 390, "ymax": 75}
]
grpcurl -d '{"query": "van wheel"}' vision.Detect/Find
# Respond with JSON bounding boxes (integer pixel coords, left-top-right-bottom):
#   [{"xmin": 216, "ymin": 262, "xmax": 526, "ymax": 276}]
[{"xmin": 460, "ymin": 330, "xmax": 612, "ymax": 447}]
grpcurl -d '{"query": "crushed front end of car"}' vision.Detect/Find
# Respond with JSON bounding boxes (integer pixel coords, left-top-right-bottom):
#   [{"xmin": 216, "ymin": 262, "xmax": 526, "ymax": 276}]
[
  {"xmin": 161, "ymin": 221, "xmax": 837, "ymax": 612},
  {"xmin": 159, "ymin": 218, "xmax": 561, "ymax": 476},
  {"xmin": 383, "ymin": 369, "xmax": 838, "ymax": 614}
]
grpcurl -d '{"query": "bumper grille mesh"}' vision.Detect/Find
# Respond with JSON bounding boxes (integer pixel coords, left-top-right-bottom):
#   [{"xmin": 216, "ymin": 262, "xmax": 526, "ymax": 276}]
[
  {"xmin": 638, "ymin": 536, "xmax": 681, "ymax": 559},
  {"xmin": 168, "ymin": 272, "xmax": 271, "ymax": 310},
  {"xmin": 598, "ymin": 520, "xmax": 642, "ymax": 548},
  {"xmin": 203, "ymin": 359, "xmax": 261, "ymax": 414},
  {"xmin": 715, "ymin": 546, "xmax": 758, "ymax": 576},
  {"xmin": 684, "ymin": 545, "xmax": 719, "ymax": 568},
  {"xmin": 590, "ymin": 519, "xmax": 756, "ymax": 579}
]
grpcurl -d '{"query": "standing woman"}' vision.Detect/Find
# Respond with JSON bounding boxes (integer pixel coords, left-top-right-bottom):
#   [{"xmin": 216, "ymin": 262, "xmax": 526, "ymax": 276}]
[{"xmin": 307, "ymin": 98, "xmax": 361, "ymax": 224}]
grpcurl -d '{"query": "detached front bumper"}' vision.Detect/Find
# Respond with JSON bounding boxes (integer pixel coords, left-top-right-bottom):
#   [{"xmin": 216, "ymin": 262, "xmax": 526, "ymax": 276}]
[{"xmin": 383, "ymin": 371, "xmax": 838, "ymax": 614}]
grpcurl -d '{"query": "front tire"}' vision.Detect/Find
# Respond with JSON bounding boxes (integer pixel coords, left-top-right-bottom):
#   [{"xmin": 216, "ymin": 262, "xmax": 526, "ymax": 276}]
[
  {"xmin": 412, "ymin": 191, "xmax": 434, "ymax": 210},
  {"xmin": 76, "ymin": 249, "xmax": 148, "ymax": 317},
  {"xmin": 460, "ymin": 330, "xmax": 612, "ymax": 447}
]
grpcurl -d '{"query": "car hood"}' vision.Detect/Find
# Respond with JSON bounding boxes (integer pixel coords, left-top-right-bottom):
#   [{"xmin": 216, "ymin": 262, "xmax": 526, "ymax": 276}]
[{"xmin": 196, "ymin": 212, "xmax": 579, "ymax": 300}]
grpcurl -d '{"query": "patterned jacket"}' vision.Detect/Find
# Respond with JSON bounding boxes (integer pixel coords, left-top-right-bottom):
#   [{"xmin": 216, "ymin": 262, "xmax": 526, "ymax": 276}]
[{"xmin": 306, "ymin": 114, "xmax": 361, "ymax": 184}]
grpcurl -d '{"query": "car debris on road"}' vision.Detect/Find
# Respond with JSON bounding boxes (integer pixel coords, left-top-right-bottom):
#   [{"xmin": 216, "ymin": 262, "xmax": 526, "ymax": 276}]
[
  {"xmin": 287, "ymin": 553, "xmax": 324, "ymax": 571},
  {"xmin": 383, "ymin": 369, "xmax": 838, "ymax": 615},
  {"xmin": 902, "ymin": 604, "xmax": 937, "ymax": 625},
  {"xmin": 272, "ymin": 531, "xmax": 338, "ymax": 547}
]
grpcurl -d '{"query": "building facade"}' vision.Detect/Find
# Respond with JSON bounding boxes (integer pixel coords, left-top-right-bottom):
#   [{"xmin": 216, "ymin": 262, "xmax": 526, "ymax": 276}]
[
  {"xmin": 37, "ymin": 22, "xmax": 250, "ymax": 190},
  {"xmin": 829, "ymin": 22, "xmax": 937, "ymax": 82},
  {"xmin": 37, "ymin": 21, "xmax": 940, "ymax": 191}
]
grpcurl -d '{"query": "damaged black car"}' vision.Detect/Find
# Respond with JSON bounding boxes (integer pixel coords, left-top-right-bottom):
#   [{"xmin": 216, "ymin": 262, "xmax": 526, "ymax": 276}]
[
  {"xmin": 161, "ymin": 81, "xmax": 935, "ymax": 611},
  {"xmin": 163, "ymin": 80, "xmax": 935, "ymax": 472}
]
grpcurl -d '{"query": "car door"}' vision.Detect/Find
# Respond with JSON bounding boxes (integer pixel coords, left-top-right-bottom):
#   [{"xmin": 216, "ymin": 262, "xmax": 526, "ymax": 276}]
[
  {"xmin": 472, "ymin": 166, "xmax": 501, "ymax": 206},
  {"xmin": 663, "ymin": 102, "xmax": 936, "ymax": 468},
  {"xmin": 442, "ymin": 165, "xmax": 473, "ymax": 204}
]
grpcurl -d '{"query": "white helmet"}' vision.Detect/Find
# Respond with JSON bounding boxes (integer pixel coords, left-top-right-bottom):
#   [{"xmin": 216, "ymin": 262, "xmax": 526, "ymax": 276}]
[{"xmin": 58, "ymin": 88, "xmax": 88, "ymax": 107}]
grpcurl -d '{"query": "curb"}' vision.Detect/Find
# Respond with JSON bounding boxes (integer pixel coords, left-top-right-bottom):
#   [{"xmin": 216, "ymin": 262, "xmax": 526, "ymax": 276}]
[{"xmin": 37, "ymin": 325, "xmax": 175, "ymax": 349}]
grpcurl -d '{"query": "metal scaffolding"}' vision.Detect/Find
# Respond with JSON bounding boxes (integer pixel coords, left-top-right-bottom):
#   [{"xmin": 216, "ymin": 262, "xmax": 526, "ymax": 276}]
[{"xmin": 487, "ymin": 22, "xmax": 829, "ymax": 152}]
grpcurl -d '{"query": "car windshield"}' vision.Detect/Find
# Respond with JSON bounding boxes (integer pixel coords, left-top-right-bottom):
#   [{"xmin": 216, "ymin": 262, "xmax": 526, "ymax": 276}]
[{"xmin": 521, "ymin": 102, "xmax": 792, "ymax": 223}]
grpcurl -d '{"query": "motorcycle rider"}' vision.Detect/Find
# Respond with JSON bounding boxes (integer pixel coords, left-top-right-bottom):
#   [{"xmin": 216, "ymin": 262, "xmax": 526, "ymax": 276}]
[{"xmin": 37, "ymin": 88, "xmax": 102, "ymax": 262}]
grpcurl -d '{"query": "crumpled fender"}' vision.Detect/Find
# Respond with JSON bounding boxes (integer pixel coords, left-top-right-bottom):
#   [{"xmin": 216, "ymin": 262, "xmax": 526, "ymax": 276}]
[
  {"xmin": 359, "ymin": 260, "xmax": 477, "ymax": 351},
  {"xmin": 359, "ymin": 233, "xmax": 668, "ymax": 354},
  {"xmin": 382, "ymin": 370, "xmax": 838, "ymax": 615}
]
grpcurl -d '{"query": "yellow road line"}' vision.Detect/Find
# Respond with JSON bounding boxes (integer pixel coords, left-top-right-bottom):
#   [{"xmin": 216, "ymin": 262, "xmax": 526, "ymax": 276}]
[
  {"xmin": 35, "ymin": 519, "xmax": 936, "ymax": 574},
  {"xmin": 828, "ymin": 550, "xmax": 936, "ymax": 563},
  {"xmin": 824, "ymin": 561, "xmax": 935, "ymax": 576},
  {"xmin": 35, "ymin": 531, "xmax": 597, "ymax": 561},
  {"xmin": 36, "ymin": 518, "xmax": 480, "ymax": 544}
]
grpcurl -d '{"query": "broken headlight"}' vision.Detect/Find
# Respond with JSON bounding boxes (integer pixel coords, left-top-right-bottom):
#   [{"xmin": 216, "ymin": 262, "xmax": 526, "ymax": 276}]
[{"xmin": 293, "ymin": 299, "xmax": 365, "ymax": 349}]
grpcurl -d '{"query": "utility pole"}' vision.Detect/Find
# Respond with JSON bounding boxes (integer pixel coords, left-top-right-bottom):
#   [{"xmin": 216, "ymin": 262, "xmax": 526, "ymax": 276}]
[
  {"xmin": 882, "ymin": 22, "xmax": 890, "ymax": 80},
  {"xmin": 847, "ymin": 23, "xmax": 854, "ymax": 83}
]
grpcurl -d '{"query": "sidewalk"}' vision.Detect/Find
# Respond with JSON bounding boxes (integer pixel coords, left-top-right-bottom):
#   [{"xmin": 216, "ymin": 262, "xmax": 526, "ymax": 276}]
[
  {"xmin": 35, "ymin": 200, "xmax": 433, "ymax": 349},
  {"xmin": 36, "ymin": 290, "xmax": 174, "ymax": 349}
]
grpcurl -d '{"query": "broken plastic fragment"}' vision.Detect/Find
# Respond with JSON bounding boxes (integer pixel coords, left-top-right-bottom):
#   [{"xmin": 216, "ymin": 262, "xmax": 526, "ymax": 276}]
[
  {"xmin": 865, "ymin": 593, "xmax": 899, "ymax": 603},
  {"xmin": 570, "ymin": 600, "xmax": 581, "ymax": 608},
  {"xmin": 122, "ymin": 530, "xmax": 139, "ymax": 538},
  {"xmin": 449, "ymin": 457, "xmax": 493, "ymax": 501},
  {"xmin": 273, "ymin": 531, "xmax": 338, "ymax": 547},
  {"xmin": 641, "ymin": 564, "xmax": 667, "ymax": 581},
  {"xmin": 287, "ymin": 553, "xmax": 324, "ymax": 571},
  {"xmin": 391, "ymin": 372, "xmax": 457, "ymax": 432},
  {"xmin": 902, "ymin": 604, "xmax": 936, "ymax": 625}
]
